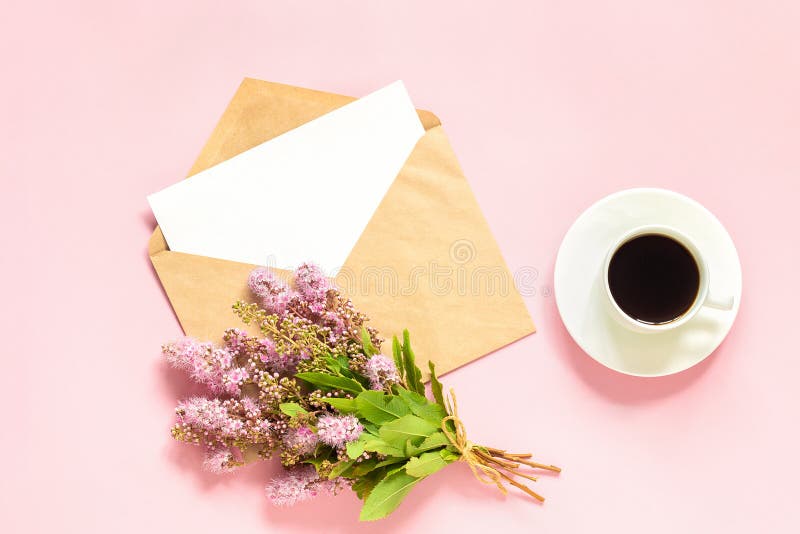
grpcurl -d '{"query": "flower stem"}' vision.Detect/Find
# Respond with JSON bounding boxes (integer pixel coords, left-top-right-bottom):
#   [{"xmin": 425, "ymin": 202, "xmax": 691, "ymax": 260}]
[{"xmin": 495, "ymin": 470, "xmax": 545, "ymax": 502}]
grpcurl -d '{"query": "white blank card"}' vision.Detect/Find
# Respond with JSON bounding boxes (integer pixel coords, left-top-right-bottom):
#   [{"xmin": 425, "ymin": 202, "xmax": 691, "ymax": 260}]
[{"xmin": 147, "ymin": 81, "xmax": 424, "ymax": 272}]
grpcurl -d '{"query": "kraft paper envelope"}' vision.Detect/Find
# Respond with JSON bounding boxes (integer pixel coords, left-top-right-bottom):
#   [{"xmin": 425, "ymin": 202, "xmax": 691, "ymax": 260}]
[{"xmin": 149, "ymin": 78, "xmax": 535, "ymax": 377}]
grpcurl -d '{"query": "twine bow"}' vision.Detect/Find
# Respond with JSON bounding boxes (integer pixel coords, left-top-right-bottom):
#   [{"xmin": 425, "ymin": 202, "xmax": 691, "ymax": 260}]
[
  {"xmin": 440, "ymin": 388, "xmax": 560, "ymax": 502},
  {"xmin": 441, "ymin": 388, "xmax": 508, "ymax": 495}
]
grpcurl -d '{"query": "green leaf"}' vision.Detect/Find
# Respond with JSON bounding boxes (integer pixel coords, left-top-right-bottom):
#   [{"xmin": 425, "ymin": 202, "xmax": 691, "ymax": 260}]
[
  {"xmin": 352, "ymin": 468, "xmax": 387, "ymax": 500},
  {"xmin": 346, "ymin": 438, "xmax": 366, "ymax": 460},
  {"xmin": 348, "ymin": 458, "xmax": 381, "ymax": 477},
  {"xmin": 428, "ymin": 361, "xmax": 446, "ymax": 409},
  {"xmin": 361, "ymin": 327, "xmax": 378, "ymax": 356},
  {"xmin": 409, "ymin": 402, "xmax": 447, "ymax": 425},
  {"xmin": 379, "ymin": 414, "xmax": 439, "ymax": 450},
  {"xmin": 395, "ymin": 387, "xmax": 447, "ymax": 425},
  {"xmin": 405, "ymin": 450, "xmax": 449, "ymax": 478},
  {"xmin": 355, "ymin": 390, "xmax": 409, "ymax": 425},
  {"xmin": 405, "ymin": 431, "xmax": 451, "ymax": 456},
  {"xmin": 328, "ymin": 460, "xmax": 355, "ymax": 479},
  {"xmin": 362, "ymin": 421, "xmax": 380, "ymax": 436},
  {"xmin": 295, "ymin": 372, "xmax": 364, "ymax": 394},
  {"xmin": 440, "ymin": 449, "xmax": 460, "ymax": 463},
  {"xmin": 385, "ymin": 463, "xmax": 408, "ymax": 477},
  {"xmin": 278, "ymin": 402, "xmax": 307, "ymax": 417},
  {"xmin": 401, "ymin": 330, "xmax": 425, "ymax": 395},
  {"xmin": 322, "ymin": 354, "xmax": 345, "ymax": 371},
  {"xmin": 322, "ymin": 397, "xmax": 358, "ymax": 413},
  {"xmin": 362, "ymin": 435, "xmax": 405, "ymax": 457},
  {"xmin": 359, "ymin": 470, "xmax": 421, "ymax": 521},
  {"xmin": 324, "ymin": 356, "xmax": 342, "ymax": 374},
  {"xmin": 392, "ymin": 336, "xmax": 404, "ymax": 382},
  {"xmin": 396, "ymin": 387, "xmax": 427, "ymax": 407},
  {"xmin": 325, "ymin": 361, "xmax": 354, "ymax": 381},
  {"xmin": 374, "ymin": 456, "xmax": 407, "ymax": 469}
]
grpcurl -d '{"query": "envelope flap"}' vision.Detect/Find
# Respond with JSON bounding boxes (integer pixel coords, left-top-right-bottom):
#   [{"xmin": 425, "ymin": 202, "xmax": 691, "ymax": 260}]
[{"xmin": 340, "ymin": 126, "xmax": 535, "ymax": 375}]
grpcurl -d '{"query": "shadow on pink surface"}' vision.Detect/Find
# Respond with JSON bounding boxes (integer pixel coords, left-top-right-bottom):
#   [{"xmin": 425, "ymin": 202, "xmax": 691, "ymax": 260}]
[
  {"xmin": 544, "ymin": 299, "xmax": 729, "ymax": 404},
  {"xmin": 157, "ymin": 354, "xmax": 209, "ymax": 399}
]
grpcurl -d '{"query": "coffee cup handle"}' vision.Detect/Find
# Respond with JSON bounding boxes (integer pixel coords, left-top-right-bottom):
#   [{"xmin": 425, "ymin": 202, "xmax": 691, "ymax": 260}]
[{"xmin": 703, "ymin": 293, "xmax": 735, "ymax": 311}]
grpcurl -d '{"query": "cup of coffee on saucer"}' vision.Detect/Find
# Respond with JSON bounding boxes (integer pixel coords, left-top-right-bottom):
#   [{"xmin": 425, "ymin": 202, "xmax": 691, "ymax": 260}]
[
  {"xmin": 554, "ymin": 188, "xmax": 742, "ymax": 377},
  {"xmin": 603, "ymin": 224, "xmax": 734, "ymax": 334}
]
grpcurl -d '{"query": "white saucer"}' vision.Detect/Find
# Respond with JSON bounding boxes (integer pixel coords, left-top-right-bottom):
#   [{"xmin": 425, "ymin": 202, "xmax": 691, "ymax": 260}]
[{"xmin": 554, "ymin": 188, "xmax": 742, "ymax": 377}]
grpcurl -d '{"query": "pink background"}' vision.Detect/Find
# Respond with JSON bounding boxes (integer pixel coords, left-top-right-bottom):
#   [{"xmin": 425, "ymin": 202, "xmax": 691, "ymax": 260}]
[{"xmin": 3, "ymin": 1, "xmax": 799, "ymax": 532}]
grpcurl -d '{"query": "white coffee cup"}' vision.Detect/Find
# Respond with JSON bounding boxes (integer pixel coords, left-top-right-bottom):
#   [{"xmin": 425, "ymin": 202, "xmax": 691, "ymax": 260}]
[{"xmin": 602, "ymin": 224, "xmax": 734, "ymax": 333}]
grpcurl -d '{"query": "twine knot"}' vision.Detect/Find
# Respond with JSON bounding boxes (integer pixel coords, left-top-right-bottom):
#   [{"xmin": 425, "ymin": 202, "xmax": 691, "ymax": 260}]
[{"xmin": 441, "ymin": 388, "xmax": 508, "ymax": 495}]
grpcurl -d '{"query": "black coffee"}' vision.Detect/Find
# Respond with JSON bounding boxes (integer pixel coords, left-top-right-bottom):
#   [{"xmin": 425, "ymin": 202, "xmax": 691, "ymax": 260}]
[{"xmin": 607, "ymin": 234, "xmax": 700, "ymax": 324}]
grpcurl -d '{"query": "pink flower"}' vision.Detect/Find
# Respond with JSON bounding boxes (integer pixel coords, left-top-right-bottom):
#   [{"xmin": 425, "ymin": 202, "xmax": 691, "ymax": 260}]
[
  {"xmin": 176, "ymin": 397, "xmax": 244, "ymax": 438},
  {"xmin": 248, "ymin": 268, "xmax": 280, "ymax": 298},
  {"xmin": 211, "ymin": 348, "xmax": 234, "ymax": 370},
  {"xmin": 282, "ymin": 426, "xmax": 318, "ymax": 456},
  {"xmin": 266, "ymin": 291, "xmax": 293, "ymax": 316},
  {"xmin": 256, "ymin": 338, "xmax": 307, "ymax": 375},
  {"xmin": 258, "ymin": 338, "xmax": 277, "ymax": 363},
  {"xmin": 248, "ymin": 268, "xmax": 294, "ymax": 315},
  {"xmin": 163, "ymin": 338, "xmax": 229, "ymax": 392},
  {"xmin": 163, "ymin": 338, "xmax": 211, "ymax": 369},
  {"xmin": 316, "ymin": 414, "xmax": 362, "ymax": 448},
  {"xmin": 222, "ymin": 367, "xmax": 249, "ymax": 396},
  {"xmin": 203, "ymin": 447, "xmax": 236, "ymax": 474},
  {"xmin": 240, "ymin": 396, "xmax": 260, "ymax": 417},
  {"xmin": 322, "ymin": 311, "xmax": 347, "ymax": 339},
  {"xmin": 293, "ymin": 263, "xmax": 330, "ymax": 314},
  {"xmin": 223, "ymin": 328, "xmax": 248, "ymax": 352},
  {"xmin": 177, "ymin": 397, "xmax": 222, "ymax": 427},
  {"xmin": 365, "ymin": 354, "xmax": 399, "ymax": 390},
  {"xmin": 220, "ymin": 417, "xmax": 244, "ymax": 438},
  {"xmin": 265, "ymin": 466, "xmax": 322, "ymax": 506}
]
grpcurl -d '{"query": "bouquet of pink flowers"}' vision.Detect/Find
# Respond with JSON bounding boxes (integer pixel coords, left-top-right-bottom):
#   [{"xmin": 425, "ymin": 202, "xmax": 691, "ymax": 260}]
[{"xmin": 164, "ymin": 263, "xmax": 559, "ymax": 521}]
